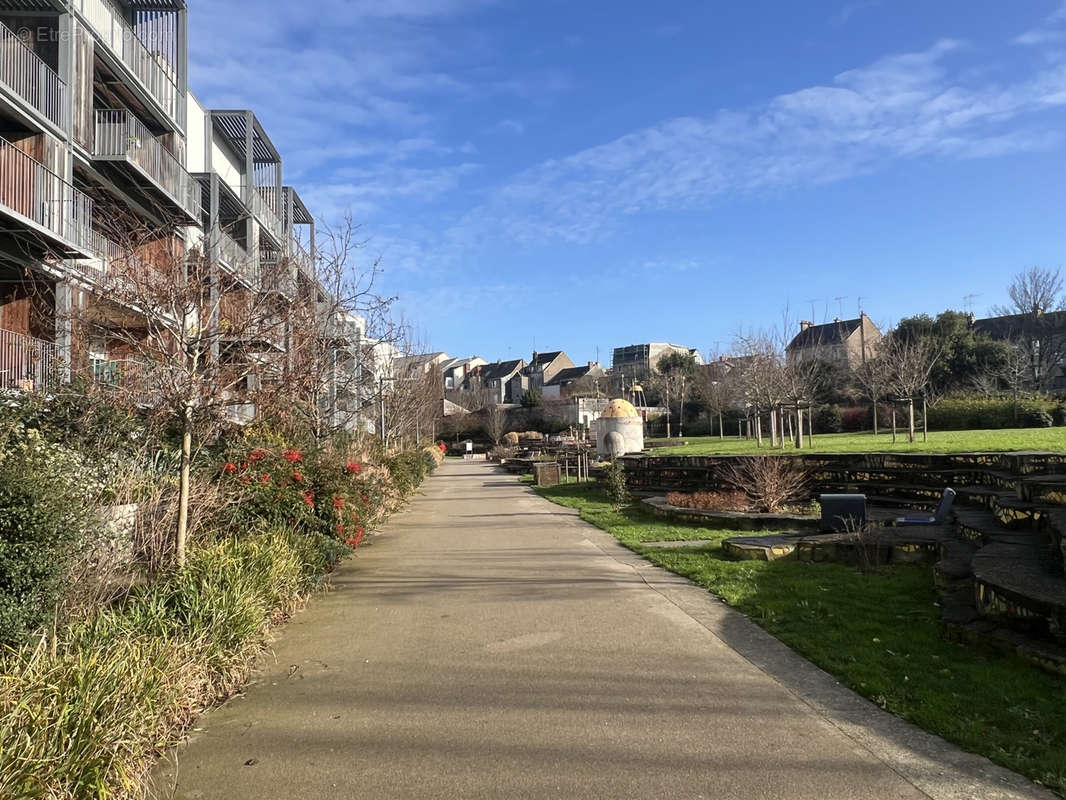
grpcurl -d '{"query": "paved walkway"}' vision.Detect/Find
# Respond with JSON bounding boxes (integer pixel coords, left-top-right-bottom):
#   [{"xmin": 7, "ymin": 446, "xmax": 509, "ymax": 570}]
[{"xmin": 159, "ymin": 461, "xmax": 1053, "ymax": 800}]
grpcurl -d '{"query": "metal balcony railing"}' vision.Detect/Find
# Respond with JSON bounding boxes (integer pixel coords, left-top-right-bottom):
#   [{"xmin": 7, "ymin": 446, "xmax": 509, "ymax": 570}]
[
  {"xmin": 217, "ymin": 229, "xmax": 258, "ymax": 286},
  {"xmin": 0, "ymin": 20, "xmax": 67, "ymax": 130},
  {"xmin": 93, "ymin": 109, "xmax": 201, "ymax": 219},
  {"xmin": 91, "ymin": 356, "xmax": 161, "ymax": 406},
  {"xmin": 0, "ymin": 328, "xmax": 61, "ymax": 392},
  {"xmin": 249, "ymin": 187, "xmax": 286, "ymax": 245},
  {"xmin": 76, "ymin": 229, "xmax": 146, "ymax": 286},
  {"xmin": 260, "ymin": 254, "xmax": 296, "ymax": 302},
  {"xmin": 72, "ymin": 0, "xmax": 183, "ymax": 127},
  {"xmin": 0, "ymin": 136, "xmax": 94, "ymax": 254}
]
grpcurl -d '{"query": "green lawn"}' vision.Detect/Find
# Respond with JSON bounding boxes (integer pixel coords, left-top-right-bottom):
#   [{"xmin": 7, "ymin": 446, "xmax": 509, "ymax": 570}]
[
  {"xmin": 650, "ymin": 427, "xmax": 1066, "ymax": 456},
  {"xmin": 532, "ymin": 481, "xmax": 1066, "ymax": 794}
]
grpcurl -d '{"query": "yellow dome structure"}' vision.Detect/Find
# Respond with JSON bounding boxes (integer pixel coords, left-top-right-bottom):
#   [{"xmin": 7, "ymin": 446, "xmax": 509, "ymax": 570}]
[
  {"xmin": 595, "ymin": 398, "xmax": 644, "ymax": 456},
  {"xmin": 601, "ymin": 399, "xmax": 640, "ymax": 419}
]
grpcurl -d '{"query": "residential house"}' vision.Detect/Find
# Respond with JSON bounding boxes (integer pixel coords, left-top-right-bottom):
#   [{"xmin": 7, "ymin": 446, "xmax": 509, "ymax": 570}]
[
  {"xmin": 471, "ymin": 358, "xmax": 525, "ymax": 404},
  {"xmin": 786, "ymin": 314, "xmax": 882, "ymax": 369},
  {"xmin": 973, "ymin": 308, "xmax": 1066, "ymax": 390},
  {"xmin": 393, "ymin": 351, "xmax": 452, "ymax": 376},
  {"xmin": 524, "ymin": 350, "xmax": 574, "ymax": 393},
  {"xmin": 542, "ymin": 361, "xmax": 605, "ymax": 399},
  {"xmin": 441, "ymin": 356, "xmax": 486, "ymax": 391}
]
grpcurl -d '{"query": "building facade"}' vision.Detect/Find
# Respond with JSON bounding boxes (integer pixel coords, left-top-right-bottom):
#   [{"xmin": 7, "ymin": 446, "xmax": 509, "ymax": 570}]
[
  {"xmin": 0, "ymin": 1, "xmax": 331, "ymax": 424},
  {"xmin": 786, "ymin": 314, "xmax": 882, "ymax": 369}
]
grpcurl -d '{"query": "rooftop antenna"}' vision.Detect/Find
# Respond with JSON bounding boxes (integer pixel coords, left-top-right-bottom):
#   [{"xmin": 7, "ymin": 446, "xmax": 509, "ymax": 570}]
[
  {"xmin": 963, "ymin": 293, "xmax": 981, "ymax": 314},
  {"xmin": 857, "ymin": 296, "xmax": 866, "ymax": 315},
  {"xmin": 834, "ymin": 296, "xmax": 848, "ymax": 318}
]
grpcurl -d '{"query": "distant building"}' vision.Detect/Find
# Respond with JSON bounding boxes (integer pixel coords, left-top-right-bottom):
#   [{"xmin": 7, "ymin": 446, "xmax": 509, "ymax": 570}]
[
  {"xmin": 611, "ymin": 343, "xmax": 704, "ymax": 383},
  {"xmin": 471, "ymin": 359, "xmax": 526, "ymax": 404},
  {"xmin": 786, "ymin": 314, "xmax": 881, "ymax": 369},
  {"xmin": 441, "ymin": 356, "xmax": 487, "ymax": 390},
  {"xmin": 393, "ymin": 352, "xmax": 453, "ymax": 376},
  {"xmin": 973, "ymin": 308, "xmax": 1066, "ymax": 390},
  {"xmin": 525, "ymin": 350, "xmax": 575, "ymax": 393},
  {"xmin": 542, "ymin": 362, "xmax": 605, "ymax": 399}
]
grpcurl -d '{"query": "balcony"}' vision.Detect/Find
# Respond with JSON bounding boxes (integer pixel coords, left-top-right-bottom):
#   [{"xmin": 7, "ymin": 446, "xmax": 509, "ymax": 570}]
[
  {"xmin": 0, "ymin": 136, "xmax": 94, "ymax": 258},
  {"xmin": 249, "ymin": 187, "xmax": 286, "ymax": 246},
  {"xmin": 259, "ymin": 251, "xmax": 295, "ymax": 302},
  {"xmin": 91, "ymin": 356, "xmax": 160, "ymax": 406},
  {"xmin": 93, "ymin": 109, "xmax": 201, "ymax": 222},
  {"xmin": 0, "ymin": 328, "xmax": 61, "ymax": 393},
  {"xmin": 0, "ymin": 19, "xmax": 67, "ymax": 133},
  {"xmin": 217, "ymin": 229, "xmax": 258, "ymax": 287},
  {"xmin": 73, "ymin": 229, "xmax": 144, "ymax": 287},
  {"xmin": 71, "ymin": 0, "xmax": 183, "ymax": 128}
]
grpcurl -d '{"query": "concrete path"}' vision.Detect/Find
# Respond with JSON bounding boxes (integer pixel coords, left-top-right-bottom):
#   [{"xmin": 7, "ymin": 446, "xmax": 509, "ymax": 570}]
[{"xmin": 158, "ymin": 461, "xmax": 1053, "ymax": 800}]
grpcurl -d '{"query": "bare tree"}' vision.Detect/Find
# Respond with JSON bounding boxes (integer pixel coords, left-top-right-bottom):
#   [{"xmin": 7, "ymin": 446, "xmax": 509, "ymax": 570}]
[
  {"xmin": 991, "ymin": 267, "xmax": 1066, "ymax": 391},
  {"xmin": 486, "ymin": 403, "xmax": 508, "ymax": 444},
  {"xmin": 780, "ymin": 355, "xmax": 821, "ymax": 448},
  {"xmin": 734, "ymin": 332, "xmax": 785, "ymax": 447},
  {"xmin": 70, "ymin": 211, "xmax": 393, "ymax": 566},
  {"xmin": 851, "ymin": 345, "xmax": 890, "ymax": 435},
  {"xmin": 702, "ymin": 369, "xmax": 736, "ymax": 440},
  {"xmin": 884, "ymin": 334, "xmax": 941, "ymax": 443}
]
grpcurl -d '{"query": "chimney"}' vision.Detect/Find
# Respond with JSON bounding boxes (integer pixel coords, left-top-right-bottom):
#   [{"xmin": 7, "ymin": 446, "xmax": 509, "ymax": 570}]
[
  {"xmin": 1034, "ymin": 303, "xmax": 1045, "ymax": 318},
  {"xmin": 800, "ymin": 321, "xmax": 813, "ymax": 331},
  {"xmin": 834, "ymin": 317, "xmax": 841, "ymax": 323}
]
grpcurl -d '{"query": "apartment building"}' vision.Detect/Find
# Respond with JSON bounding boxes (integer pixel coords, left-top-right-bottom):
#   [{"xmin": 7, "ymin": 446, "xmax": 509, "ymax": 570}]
[
  {"xmin": 0, "ymin": 1, "xmax": 344, "ymax": 423},
  {"xmin": 1, "ymin": 0, "xmax": 195, "ymax": 392}
]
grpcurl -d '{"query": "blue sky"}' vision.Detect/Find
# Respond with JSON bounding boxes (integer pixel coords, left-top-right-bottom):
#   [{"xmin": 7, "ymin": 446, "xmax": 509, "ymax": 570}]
[{"xmin": 189, "ymin": 0, "xmax": 1066, "ymax": 365}]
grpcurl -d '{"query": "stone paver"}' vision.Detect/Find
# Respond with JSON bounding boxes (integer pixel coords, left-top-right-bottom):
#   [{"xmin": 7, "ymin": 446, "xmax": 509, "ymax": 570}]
[{"xmin": 157, "ymin": 461, "xmax": 1054, "ymax": 800}]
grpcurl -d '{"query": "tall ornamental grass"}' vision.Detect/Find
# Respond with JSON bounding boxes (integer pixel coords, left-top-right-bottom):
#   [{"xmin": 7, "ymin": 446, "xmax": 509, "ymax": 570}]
[{"xmin": 0, "ymin": 529, "xmax": 345, "ymax": 800}]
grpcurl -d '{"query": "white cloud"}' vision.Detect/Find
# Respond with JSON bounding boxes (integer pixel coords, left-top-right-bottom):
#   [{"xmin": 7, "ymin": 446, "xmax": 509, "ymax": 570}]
[
  {"xmin": 485, "ymin": 119, "xmax": 525, "ymax": 135},
  {"xmin": 1013, "ymin": 2, "xmax": 1066, "ymax": 47},
  {"xmin": 440, "ymin": 39, "xmax": 1066, "ymax": 247}
]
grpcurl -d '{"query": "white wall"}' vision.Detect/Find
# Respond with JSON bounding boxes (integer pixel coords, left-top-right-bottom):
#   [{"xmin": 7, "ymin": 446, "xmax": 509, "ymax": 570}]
[{"xmin": 185, "ymin": 92, "xmax": 207, "ymax": 172}]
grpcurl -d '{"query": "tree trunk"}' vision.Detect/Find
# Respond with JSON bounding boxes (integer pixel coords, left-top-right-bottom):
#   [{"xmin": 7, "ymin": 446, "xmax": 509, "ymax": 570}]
[
  {"xmin": 908, "ymin": 398, "xmax": 915, "ymax": 443},
  {"xmin": 176, "ymin": 401, "xmax": 193, "ymax": 569},
  {"xmin": 922, "ymin": 397, "xmax": 928, "ymax": 443},
  {"xmin": 718, "ymin": 411, "xmax": 724, "ymax": 440},
  {"xmin": 665, "ymin": 385, "xmax": 671, "ymax": 439},
  {"xmin": 755, "ymin": 413, "xmax": 763, "ymax": 446},
  {"xmin": 892, "ymin": 406, "xmax": 897, "ymax": 444},
  {"xmin": 769, "ymin": 408, "xmax": 777, "ymax": 448},
  {"xmin": 872, "ymin": 401, "xmax": 879, "ymax": 437},
  {"xmin": 796, "ymin": 408, "xmax": 804, "ymax": 449}
]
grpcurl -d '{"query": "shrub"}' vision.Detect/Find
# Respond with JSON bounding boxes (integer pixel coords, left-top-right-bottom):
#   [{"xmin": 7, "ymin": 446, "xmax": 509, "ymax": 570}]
[
  {"xmin": 721, "ymin": 457, "xmax": 811, "ymax": 513},
  {"xmin": 602, "ymin": 460, "xmax": 629, "ymax": 506},
  {"xmin": 1022, "ymin": 409, "xmax": 1054, "ymax": 428},
  {"xmin": 0, "ymin": 428, "xmax": 99, "ymax": 644},
  {"xmin": 814, "ymin": 405, "xmax": 843, "ymax": 434},
  {"xmin": 926, "ymin": 394, "xmax": 1058, "ymax": 430},
  {"xmin": 1055, "ymin": 404, "xmax": 1066, "ymax": 427},
  {"xmin": 665, "ymin": 490, "xmax": 750, "ymax": 511},
  {"xmin": 0, "ymin": 529, "xmax": 342, "ymax": 799},
  {"xmin": 840, "ymin": 406, "xmax": 870, "ymax": 432}
]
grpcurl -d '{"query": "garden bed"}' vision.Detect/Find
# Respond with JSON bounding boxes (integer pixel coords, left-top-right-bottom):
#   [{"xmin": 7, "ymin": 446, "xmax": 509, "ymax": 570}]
[{"xmin": 642, "ymin": 495, "xmax": 821, "ymax": 532}]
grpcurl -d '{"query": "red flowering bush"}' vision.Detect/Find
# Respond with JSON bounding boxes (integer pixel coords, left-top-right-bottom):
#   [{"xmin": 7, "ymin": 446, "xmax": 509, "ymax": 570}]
[{"xmin": 217, "ymin": 440, "xmax": 388, "ymax": 546}]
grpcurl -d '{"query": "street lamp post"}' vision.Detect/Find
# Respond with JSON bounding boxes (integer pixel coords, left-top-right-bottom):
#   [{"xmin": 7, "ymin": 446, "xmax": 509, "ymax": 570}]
[{"xmin": 379, "ymin": 375, "xmax": 395, "ymax": 445}]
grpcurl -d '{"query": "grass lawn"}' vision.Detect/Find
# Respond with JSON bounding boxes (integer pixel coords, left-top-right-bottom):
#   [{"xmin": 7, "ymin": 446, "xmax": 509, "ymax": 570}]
[
  {"xmin": 650, "ymin": 427, "xmax": 1066, "ymax": 456},
  {"xmin": 531, "ymin": 480, "xmax": 1066, "ymax": 794}
]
